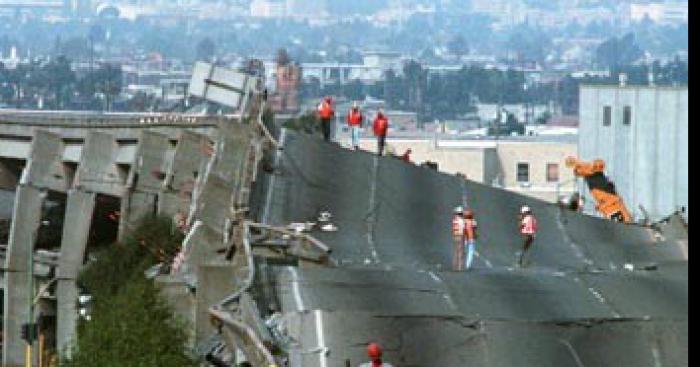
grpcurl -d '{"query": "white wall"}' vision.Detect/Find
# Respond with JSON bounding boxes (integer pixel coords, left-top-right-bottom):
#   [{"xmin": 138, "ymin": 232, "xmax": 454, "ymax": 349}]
[{"xmin": 579, "ymin": 85, "xmax": 688, "ymax": 221}]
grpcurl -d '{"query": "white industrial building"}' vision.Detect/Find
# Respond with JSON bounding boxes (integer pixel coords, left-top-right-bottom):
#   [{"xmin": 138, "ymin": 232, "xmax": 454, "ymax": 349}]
[{"xmin": 578, "ymin": 84, "xmax": 688, "ymax": 222}]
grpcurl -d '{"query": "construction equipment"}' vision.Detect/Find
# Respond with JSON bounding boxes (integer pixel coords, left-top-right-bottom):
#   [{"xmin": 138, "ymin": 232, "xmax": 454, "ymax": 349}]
[{"xmin": 565, "ymin": 157, "xmax": 632, "ymax": 223}]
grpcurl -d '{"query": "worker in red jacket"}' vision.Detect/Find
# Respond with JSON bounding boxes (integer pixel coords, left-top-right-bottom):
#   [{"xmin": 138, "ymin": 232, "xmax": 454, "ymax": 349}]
[
  {"xmin": 359, "ymin": 343, "xmax": 394, "ymax": 367},
  {"xmin": 347, "ymin": 102, "xmax": 363, "ymax": 150},
  {"xmin": 372, "ymin": 109, "xmax": 389, "ymax": 156},
  {"xmin": 317, "ymin": 96, "xmax": 335, "ymax": 142}
]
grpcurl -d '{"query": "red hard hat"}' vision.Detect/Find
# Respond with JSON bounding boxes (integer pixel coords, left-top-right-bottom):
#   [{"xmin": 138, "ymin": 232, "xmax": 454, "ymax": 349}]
[{"xmin": 367, "ymin": 343, "xmax": 383, "ymax": 359}]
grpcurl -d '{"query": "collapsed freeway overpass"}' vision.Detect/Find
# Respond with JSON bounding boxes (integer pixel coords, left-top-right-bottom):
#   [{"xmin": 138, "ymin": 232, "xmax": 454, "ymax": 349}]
[{"xmin": 0, "ymin": 107, "xmax": 687, "ymax": 366}]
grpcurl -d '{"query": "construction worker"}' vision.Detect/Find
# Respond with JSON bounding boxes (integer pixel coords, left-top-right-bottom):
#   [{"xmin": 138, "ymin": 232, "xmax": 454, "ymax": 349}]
[
  {"xmin": 463, "ymin": 209, "xmax": 478, "ymax": 270},
  {"xmin": 372, "ymin": 109, "xmax": 389, "ymax": 156},
  {"xmin": 359, "ymin": 343, "xmax": 394, "ymax": 367},
  {"xmin": 317, "ymin": 96, "xmax": 335, "ymax": 142},
  {"xmin": 518, "ymin": 205, "xmax": 538, "ymax": 267},
  {"xmin": 452, "ymin": 206, "xmax": 465, "ymax": 271},
  {"xmin": 400, "ymin": 148, "xmax": 412, "ymax": 163},
  {"xmin": 347, "ymin": 102, "xmax": 364, "ymax": 150}
]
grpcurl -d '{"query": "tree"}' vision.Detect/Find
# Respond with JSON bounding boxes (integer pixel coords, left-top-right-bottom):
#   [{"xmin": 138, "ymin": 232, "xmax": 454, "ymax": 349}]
[
  {"xmin": 276, "ymin": 48, "xmax": 291, "ymax": 66},
  {"xmin": 43, "ymin": 56, "xmax": 76, "ymax": 109},
  {"xmin": 195, "ymin": 37, "xmax": 216, "ymax": 62},
  {"xmin": 78, "ymin": 63, "xmax": 122, "ymax": 111},
  {"xmin": 62, "ymin": 217, "xmax": 196, "ymax": 367},
  {"xmin": 448, "ymin": 35, "xmax": 469, "ymax": 59},
  {"xmin": 596, "ymin": 33, "xmax": 644, "ymax": 69},
  {"xmin": 507, "ymin": 26, "xmax": 552, "ymax": 65}
]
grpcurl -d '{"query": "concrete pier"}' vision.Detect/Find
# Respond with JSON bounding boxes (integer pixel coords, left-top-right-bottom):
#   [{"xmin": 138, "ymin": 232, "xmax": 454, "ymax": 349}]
[
  {"xmin": 2, "ymin": 185, "xmax": 45, "ymax": 367},
  {"xmin": 55, "ymin": 190, "xmax": 96, "ymax": 356}
]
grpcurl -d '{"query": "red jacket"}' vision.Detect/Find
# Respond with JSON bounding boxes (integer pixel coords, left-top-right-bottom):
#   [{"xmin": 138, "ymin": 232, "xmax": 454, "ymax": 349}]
[
  {"xmin": 347, "ymin": 109, "xmax": 363, "ymax": 126},
  {"xmin": 318, "ymin": 101, "xmax": 334, "ymax": 120},
  {"xmin": 373, "ymin": 114, "xmax": 389, "ymax": 137}
]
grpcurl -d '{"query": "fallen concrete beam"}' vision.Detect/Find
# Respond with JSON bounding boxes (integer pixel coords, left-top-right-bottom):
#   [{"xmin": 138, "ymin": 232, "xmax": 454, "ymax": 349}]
[
  {"xmin": 195, "ymin": 264, "xmax": 240, "ymax": 344},
  {"xmin": 179, "ymin": 221, "xmax": 226, "ymax": 277}
]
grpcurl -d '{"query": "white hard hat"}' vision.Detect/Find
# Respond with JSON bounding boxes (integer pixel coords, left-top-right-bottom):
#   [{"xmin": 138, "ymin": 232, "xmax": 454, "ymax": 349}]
[
  {"xmin": 352, "ymin": 101, "xmax": 360, "ymax": 108},
  {"xmin": 521, "ymin": 205, "xmax": 531, "ymax": 214},
  {"xmin": 454, "ymin": 206, "xmax": 464, "ymax": 214}
]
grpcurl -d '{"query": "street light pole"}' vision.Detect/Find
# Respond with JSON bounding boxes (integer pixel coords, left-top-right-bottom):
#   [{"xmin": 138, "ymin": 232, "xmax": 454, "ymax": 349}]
[{"xmin": 25, "ymin": 232, "xmax": 34, "ymax": 367}]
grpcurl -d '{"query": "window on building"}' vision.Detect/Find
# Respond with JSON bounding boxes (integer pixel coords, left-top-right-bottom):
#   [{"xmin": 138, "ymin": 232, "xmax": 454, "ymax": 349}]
[
  {"xmin": 547, "ymin": 163, "xmax": 560, "ymax": 182},
  {"xmin": 603, "ymin": 106, "xmax": 612, "ymax": 126},
  {"xmin": 623, "ymin": 105, "xmax": 632, "ymax": 125},
  {"xmin": 517, "ymin": 163, "xmax": 530, "ymax": 183}
]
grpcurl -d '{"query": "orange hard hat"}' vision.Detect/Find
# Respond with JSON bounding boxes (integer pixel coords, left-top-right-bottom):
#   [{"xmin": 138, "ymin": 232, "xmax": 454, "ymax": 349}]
[{"xmin": 367, "ymin": 343, "xmax": 383, "ymax": 359}]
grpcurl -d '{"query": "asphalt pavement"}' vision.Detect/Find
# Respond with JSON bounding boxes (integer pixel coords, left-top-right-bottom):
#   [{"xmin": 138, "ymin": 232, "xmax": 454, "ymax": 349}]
[{"xmin": 257, "ymin": 130, "xmax": 688, "ymax": 367}]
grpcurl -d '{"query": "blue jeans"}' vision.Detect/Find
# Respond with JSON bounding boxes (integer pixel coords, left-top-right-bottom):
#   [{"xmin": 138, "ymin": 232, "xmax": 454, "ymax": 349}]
[
  {"xmin": 465, "ymin": 240, "xmax": 476, "ymax": 269},
  {"xmin": 350, "ymin": 126, "xmax": 361, "ymax": 148}
]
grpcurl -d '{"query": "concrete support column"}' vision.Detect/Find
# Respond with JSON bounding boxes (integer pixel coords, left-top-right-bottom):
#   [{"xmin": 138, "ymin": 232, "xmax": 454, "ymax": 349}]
[
  {"xmin": 119, "ymin": 191, "xmax": 158, "ymax": 238},
  {"xmin": 158, "ymin": 131, "xmax": 209, "ymax": 219},
  {"xmin": 119, "ymin": 131, "xmax": 169, "ymax": 240},
  {"xmin": 2, "ymin": 185, "xmax": 45, "ymax": 367},
  {"xmin": 56, "ymin": 190, "xmax": 96, "ymax": 356}
]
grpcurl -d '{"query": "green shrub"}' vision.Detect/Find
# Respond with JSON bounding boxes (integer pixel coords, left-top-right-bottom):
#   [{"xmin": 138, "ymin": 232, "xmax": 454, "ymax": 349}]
[{"xmin": 62, "ymin": 216, "xmax": 196, "ymax": 367}]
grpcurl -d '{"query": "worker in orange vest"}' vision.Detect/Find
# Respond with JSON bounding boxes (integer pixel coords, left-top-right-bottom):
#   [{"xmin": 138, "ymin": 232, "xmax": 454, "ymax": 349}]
[
  {"xmin": 400, "ymin": 148, "xmax": 412, "ymax": 163},
  {"xmin": 372, "ymin": 109, "xmax": 389, "ymax": 156},
  {"xmin": 463, "ymin": 209, "xmax": 478, "ymax": 270},
  {"xmin": 317, "ymin": 96, "xmax": 335, "ymax": 142},
  {"xmin": 347, "ymin": 102, "xmax": 363, "ymax": 150},
  {"xmin": 518, "ymin": 205, "xmax": 538, "ymax": 267},
  {"xmin": 452, "ymin": 206, "xmax": 465, "ymax": 271},
  {"xmin": 359, "ymin": 343, "xmax": 394, "ymax": 367}
]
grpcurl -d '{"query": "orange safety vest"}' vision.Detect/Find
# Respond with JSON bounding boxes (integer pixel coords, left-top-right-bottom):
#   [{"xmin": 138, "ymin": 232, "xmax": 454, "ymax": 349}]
[
  {"xmin": 452, "ymin": 216, "xmax": 464, "ymax": 236},
  {"xmin": 373, "ymin": 115, "xmax": 389, "ymax": 136},
  {"xmin": 318, "ymin": 101, "xmax": 334, "ymax": 120},
  {"xmin": 347, "ymin": 109, "xmax": 363, "ymax": 126}
]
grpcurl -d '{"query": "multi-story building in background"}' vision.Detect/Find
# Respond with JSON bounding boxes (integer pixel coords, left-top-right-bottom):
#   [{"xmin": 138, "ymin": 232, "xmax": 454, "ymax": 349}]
[
  {"xmin": 270, "ymin": 62, "xmax": 302, "ymax": 113},
  {"xmin": 578, "ymin": 84, "xmax": 688, "ymax": 221},
  {"xmin": 347, "ymin": 134, "xmax": 578, "ymax": 203}
]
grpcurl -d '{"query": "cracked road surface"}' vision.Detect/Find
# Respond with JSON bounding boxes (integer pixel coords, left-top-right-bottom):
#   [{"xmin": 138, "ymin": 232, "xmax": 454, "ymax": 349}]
[{"xmin": 257, "ymin": 131, "xmax": 688, "ymax": 366}]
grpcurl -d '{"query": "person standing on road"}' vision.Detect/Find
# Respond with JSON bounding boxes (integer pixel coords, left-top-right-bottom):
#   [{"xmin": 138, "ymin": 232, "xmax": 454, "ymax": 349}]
[
  {"xmin": 347, "ymin": 102, "xmax": 364, "ymax": 150},
  {"xmin": 317, "ymin": 96, "xmax": 335, "ymax": 142},
  {"xmin": 463, "ymin": 209, "xmax": 478, "ymax": 270},
  {"xmin": 518, "ymin": 205, "xmax": 538, "ymax": 267},
  {"xmin": 359, "ymin": 343, "xmax": 394, "ymax": 367},
  {"xmin": 372, "ymin": 109, "xmax": 389, "ymax": 156},
  {"xmin": 452, "ymin": 206, "xmax": 465, "ymax": 271}
]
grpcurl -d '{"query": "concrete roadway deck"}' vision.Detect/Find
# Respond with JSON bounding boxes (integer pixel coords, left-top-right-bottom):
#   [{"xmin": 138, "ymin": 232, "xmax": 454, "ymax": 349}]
[{"xmin": 256, "ymin": 130, "xmax": 688, "ymax": 366}]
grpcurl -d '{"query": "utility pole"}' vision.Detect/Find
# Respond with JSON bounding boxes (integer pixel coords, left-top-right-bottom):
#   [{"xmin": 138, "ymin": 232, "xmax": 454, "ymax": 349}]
[{"xmin": 24, "ymin": 232, "xmax": 35, "ymax": 367}]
